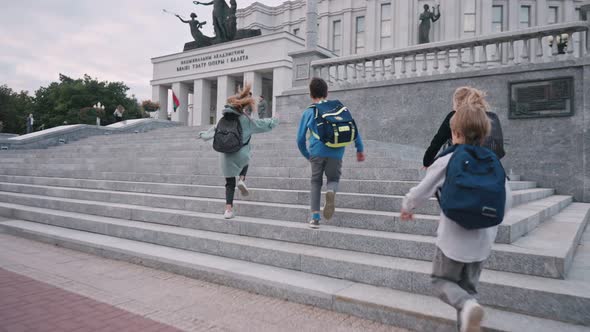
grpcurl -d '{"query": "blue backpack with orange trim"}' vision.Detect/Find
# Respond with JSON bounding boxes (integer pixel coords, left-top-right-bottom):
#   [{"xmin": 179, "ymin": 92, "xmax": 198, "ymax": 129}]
[{"xmin": 311, "ymin": 100, "xmax": 358, "ymax": 148}]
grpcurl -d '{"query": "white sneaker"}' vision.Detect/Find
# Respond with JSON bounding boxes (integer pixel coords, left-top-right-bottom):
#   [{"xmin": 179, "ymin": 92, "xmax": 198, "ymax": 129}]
[
  {"xmin": 237, "ymin": 179, "xmax": 249, "ymax": 196},
  {"xmin": 223, "ymin": 210, "xmax": 235, "ymax": 219},
  {"xmin": 460, "ymin": 300, "xmax": 484, "ymax": 332},
  {"xmin": 323, "ymin": 190, "xmax": 335, "ymax": 220}
]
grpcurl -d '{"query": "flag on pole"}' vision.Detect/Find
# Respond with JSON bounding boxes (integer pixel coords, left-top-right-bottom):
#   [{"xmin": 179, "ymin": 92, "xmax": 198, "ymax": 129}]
[{"xmin": 172, "ymin": 92, "xmax": 180, "ymax": 112}]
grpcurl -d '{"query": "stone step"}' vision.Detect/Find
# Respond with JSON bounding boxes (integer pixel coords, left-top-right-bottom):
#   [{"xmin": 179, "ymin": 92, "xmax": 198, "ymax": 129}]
[
  {"xmin": 0, "ymin": 165, "xmax": 423, "ymax": 180},
  {"xmin": 0, "ymin": 181, "xmax": 554, "ymax": 217},
  {"xmin": 18, "ymin": 148, "xmax": 423, "ymax": 160},
  {"xmin": 0, "ymin": 156, "xmax": 423, "ymax": 169},
  {"xmin": 0, "ymin": 198, "xmax": 583, "ymax": 279},
  {"xmin": 0, "ymin": 215, "xmax": 588, "ymax": 326},
  {"xmin": 0, "ymin": 183, "xmax": 570, "ymax": 248},
  {"xmin": 0, "ymin": 149, "xmax": 423, "ymax": 162},
  {"xmin": 85, "ymin": 131, "xmax": 301, "ymax": 143},
  {"xmin": 0, "ymin": 220, "xmax": 585, "ymax": 332},
  {"xmin": 45, "ymin": 146, "xmax": 424, "ymax": 159},
  {"xmin": 0, "ymin": 174, "xmax": 537, "ymax": 198}
]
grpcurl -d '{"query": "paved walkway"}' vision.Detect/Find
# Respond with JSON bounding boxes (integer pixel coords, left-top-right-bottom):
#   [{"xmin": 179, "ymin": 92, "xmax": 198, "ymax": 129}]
[
  {"xmin": 0, "ymin": 268, "xmax": 181, "ymax": 332},
  {"xmin": 0, "ymin": 233, "xmax": 408, "ymax": 332}
]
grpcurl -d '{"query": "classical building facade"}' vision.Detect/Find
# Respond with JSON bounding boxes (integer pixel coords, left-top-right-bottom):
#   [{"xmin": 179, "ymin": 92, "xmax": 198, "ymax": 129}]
[
  {"xmin": 237, "ymin": 0, "xmax": 586, "ymax": 56},
  {"xmin": 151, "ymin": 0, "xmax": 586, "ymax": 126}
]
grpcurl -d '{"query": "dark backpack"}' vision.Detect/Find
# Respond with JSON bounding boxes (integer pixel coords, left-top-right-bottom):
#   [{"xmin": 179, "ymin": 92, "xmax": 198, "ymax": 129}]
[
  {"xmin": 213, "ymin": 113, "xmax": 249, "ymax": 153},
  {"xmin": 440, "ymin": 112, "xmax": 505, "ymax": 159},
  {"xmin": 482, "ymin": 112, "xmax": 505, "ymax": 159},
  {"xmin": 311, "ymin": 100, "xmax": 358, "ymax": 148},
  {"xmin": 437, "ymin": 144, "xmax": 506, "ymax": 230}
]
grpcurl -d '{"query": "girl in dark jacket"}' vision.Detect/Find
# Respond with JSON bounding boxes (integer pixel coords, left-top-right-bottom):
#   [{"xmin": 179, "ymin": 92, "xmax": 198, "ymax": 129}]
[{"xmin": 423, "ymin": 87, "xmax": 504, "ymax": 168}]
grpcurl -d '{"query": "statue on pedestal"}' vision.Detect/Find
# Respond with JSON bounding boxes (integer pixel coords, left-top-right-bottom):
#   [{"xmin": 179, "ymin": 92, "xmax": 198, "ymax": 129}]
[
  {"xmin": 172, "ymin": 0, "xmax": 261, "ymax": 51},
  {"xmin": 419, "ymin": 4, "xmax": 441, "ymax": 44},
  {"xmin": 176, "ymin": 13, "xmax": 213, "ymax": 47},
  {"xmin": 193, "ymin": 0, "xmax": 231, "ymax": 42}
]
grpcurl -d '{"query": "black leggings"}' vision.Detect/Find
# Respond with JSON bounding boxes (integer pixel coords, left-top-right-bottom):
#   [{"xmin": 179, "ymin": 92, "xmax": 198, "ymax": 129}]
[{"xmin": 225, "ymin": 165, "xmax": 249, "ymax": 206}]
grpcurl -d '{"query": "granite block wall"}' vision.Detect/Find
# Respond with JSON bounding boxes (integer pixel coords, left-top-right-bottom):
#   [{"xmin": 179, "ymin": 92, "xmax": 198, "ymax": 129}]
[{"xmin": 277, "ymin": 61, "xmax": 590, "ymax": 202}]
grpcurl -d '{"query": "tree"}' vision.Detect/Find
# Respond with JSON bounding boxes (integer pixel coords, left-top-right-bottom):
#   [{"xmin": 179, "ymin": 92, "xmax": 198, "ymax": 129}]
[
  {"xmin": 0, "ymin": 85, "xmax": 34, "ymax": 134},
  {"xmin": 1, "ymin": 75, "xmax": 149, "ymax": 133}
]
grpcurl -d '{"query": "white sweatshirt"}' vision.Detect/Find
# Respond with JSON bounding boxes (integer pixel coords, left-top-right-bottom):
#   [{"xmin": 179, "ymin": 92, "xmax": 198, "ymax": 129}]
[{"xmin": 402, "ymin": 153, "xmax": 512, "ymax": 263}]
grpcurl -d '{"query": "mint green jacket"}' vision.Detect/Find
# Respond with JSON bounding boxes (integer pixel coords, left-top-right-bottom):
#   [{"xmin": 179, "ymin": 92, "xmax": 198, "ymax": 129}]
[{"xmin": 219, "ymin": 107, "xmax": 278, "ymax": 177}]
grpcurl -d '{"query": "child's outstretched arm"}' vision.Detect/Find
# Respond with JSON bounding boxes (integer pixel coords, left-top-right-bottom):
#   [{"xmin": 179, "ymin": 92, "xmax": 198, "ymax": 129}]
[
  {"xmin": 401, "ymin": 154, "xmax": 450, "ymax": 220},
  {"xmin": 296, "ymin": 110, "xmax": 311, "ymax": 160},
  {"xmin": 354, "ymin": 129, "xmax": 365, "ymax": 162}
]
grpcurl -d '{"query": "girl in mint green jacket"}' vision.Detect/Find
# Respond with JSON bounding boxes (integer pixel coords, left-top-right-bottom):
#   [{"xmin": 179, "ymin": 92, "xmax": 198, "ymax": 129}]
[{"xmin": 220, "ymin": 85, "xmax": 278, "ymax": 219}]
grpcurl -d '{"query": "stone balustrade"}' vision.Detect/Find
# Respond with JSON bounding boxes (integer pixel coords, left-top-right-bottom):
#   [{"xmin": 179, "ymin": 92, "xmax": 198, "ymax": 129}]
[{"xmin": 311, "ymin": 21, "xmax": 590, "ymax": 86}]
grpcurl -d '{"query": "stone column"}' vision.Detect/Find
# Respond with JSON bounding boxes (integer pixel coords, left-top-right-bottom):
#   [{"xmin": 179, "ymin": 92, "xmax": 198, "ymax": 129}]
[
  {"xmin": 342, "ymin": 10, "xmax": 353, "ymax": 56},
  {"xmin": 318, "ymin": 14, "xmax": 329, "ymax": 49},
  {"xmin": 564, "ymin": 0, "xmax": 577, "ymax": 21},
  {"xmin": 365, "ymin": 0, "xmax": 378, "ymax": 52},
  {"xmin": 441, "ymin": 0, "xmax": 460, "ymax": 41},
  {"xmin": 193, "ymin": 79, "xmax": 212, "ymax": 126},
  {"xmin": 151, "ymin": 85, "xmax": 168, "ymax": 121},
  {"xmin": 508, "ymin": 0, "xmax": 520, "ymax": 31},
  {"xmin": 394, "ymin": 0, "xmax": 411, "ymax": 47},
  {"xmin": 306, "ymin": 0, "xmax": 318, "ymax": 49},
  {"xmin": 479, "ymin": 0, "xmax": 493, "ymax": 61},
  {"xmin": 171, "ymin": 82, "xmax": 189, "ymax": 125},
  {"xmin": 217, "ymin": 76, "xmax": 235, "ymax": 122},
  {"xmin": 243, "ymin": 71, "xmax": 263, "ymax": 100},
  {"xmin": 536, "ymin": 0, "xmax": 548, "ymax": 26},
  {"xmin": 272, "ymin": 67, "xmax": 292, "ymax": 119}
]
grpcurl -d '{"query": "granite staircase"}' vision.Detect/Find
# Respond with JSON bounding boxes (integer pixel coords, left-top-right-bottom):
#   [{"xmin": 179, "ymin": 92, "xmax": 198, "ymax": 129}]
[{"xmin": 0, "ymin": 125, "xmax": 588, "ymax": 331}]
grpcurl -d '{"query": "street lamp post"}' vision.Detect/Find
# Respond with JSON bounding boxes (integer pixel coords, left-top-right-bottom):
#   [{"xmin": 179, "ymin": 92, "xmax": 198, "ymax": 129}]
[{"xmin": 93, "ymin": 102, "xmax": 105, "ymax": 126}]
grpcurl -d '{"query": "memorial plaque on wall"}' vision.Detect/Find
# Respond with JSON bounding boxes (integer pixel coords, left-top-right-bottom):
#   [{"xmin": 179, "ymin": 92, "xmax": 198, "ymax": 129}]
[{"xmin": 509, "ymin": 77, "xmax": 574, "ymax": 119}]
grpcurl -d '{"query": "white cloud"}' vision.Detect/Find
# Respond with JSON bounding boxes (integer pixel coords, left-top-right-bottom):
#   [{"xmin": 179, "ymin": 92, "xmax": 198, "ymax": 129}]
[{"xmin": 0, "ymin": 0, "xmax": 286, "ymax": 100}]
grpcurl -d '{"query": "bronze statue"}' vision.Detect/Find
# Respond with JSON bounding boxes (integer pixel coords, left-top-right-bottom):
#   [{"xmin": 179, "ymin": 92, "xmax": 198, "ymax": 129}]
[
  {"xmin": 176, "ymin": 13, "xmax": 207, "ymax": 41},
  {"xmin": 193, "ymin": 0, "xmax": 231, "ymax": 42},
  {"xmin": 173, "ymin": 0, "xmax": 261, "ymax": 51},
  {"xmin": 419, "ymin": 4, "xmax": 441, "ymax": 44}
]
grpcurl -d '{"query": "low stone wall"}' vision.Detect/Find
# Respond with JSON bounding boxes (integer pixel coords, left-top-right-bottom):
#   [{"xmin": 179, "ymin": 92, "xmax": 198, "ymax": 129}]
[
  {"xmin": 0, "ymin": 119, "xmax": 180, "ymax": 151},
  {"xmin": 277, "ymin": 59, "xmax": 590, "ymax": 202}
]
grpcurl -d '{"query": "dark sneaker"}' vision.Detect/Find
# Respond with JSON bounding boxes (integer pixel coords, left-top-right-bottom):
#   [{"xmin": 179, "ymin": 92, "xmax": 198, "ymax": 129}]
[
  {"xmin": 323, "ymin": 190, "xmax": 336, "ymax": 220},
  {"xmin": 309, "ymin": 219, "xmax": 320, "ymax": 229}
]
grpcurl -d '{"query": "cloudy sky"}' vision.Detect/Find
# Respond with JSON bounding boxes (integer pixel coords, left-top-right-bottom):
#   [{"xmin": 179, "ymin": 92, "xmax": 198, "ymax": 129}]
[{"xmin": 0, "ymin": 0, "xmax": 284, "ymax": 101}]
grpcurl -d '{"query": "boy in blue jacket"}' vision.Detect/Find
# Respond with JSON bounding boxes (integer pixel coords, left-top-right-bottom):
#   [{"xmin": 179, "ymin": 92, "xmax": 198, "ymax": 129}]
[{"xmin": 296, "ymin": 78, "xmax": 365, "ymax": 229}]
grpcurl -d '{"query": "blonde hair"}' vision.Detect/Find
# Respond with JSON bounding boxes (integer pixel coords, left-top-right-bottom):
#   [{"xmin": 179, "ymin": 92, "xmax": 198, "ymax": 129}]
[
  {"xmin": 450, "ymin": 87, "xmax": 491, "ymax": 145},
  {"xmin": 227, "ymin": 84, "xmax": 255, "ymax": 113}
]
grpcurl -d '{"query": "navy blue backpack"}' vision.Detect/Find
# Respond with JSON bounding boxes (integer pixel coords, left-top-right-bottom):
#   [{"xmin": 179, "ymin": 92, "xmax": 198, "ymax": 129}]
[
  {"xmin": 311, "ymin": 100, "xmax": 358, "ymax": 148},
  {"xmin": 437, "ymin": 144, "xmax": 506, "ymax": 230}
]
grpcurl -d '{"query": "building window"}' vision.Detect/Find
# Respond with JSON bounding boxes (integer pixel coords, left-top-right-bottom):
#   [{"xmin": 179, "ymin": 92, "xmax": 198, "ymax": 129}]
[
  {"xmin": 520, "ymin": 5, "xmax": 531, "ymax": 29},
  {"xmin": 332, "ymin": 20, "xmax": 342, "ymax": 55},
  {"xmin": 463, "ymin": 0, "xmax": 476, "ymax": 36},
  {"xmin": 492, "ymin": 5, "xmax": 503, "ymax": 32},
  {"xmin": 293, "ymin": 28, "xmax": 300, "ymax": 36},
  {"xmin": 380, "ymin": 3, "xmax": 392, "ymax": 50},
  {"xmin": 548, "ymin": 6, "xmax": 558, "ymax": 24},
  {"xmin": 355, "ymin": 16, "xmax": 365, "ymax": 54}
]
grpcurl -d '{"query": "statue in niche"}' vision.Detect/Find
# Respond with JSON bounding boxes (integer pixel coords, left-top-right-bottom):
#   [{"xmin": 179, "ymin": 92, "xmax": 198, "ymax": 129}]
[
  {"xmin": 176, "ymin": 13, "xmax": 213, "ymax": 47},
  {"xmin": 418, "ymin": 4, "xmax": 441, "ymax": 44}
]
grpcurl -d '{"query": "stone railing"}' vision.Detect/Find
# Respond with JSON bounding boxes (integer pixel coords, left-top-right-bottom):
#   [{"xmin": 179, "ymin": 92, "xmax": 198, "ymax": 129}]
[
  {"xmin": 0, "ymin": 119, "xmax": 180, "ymax": 150},
  {"xmin": 311, "ymin": 21, "xmax": 590, "ymax": 86}
]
